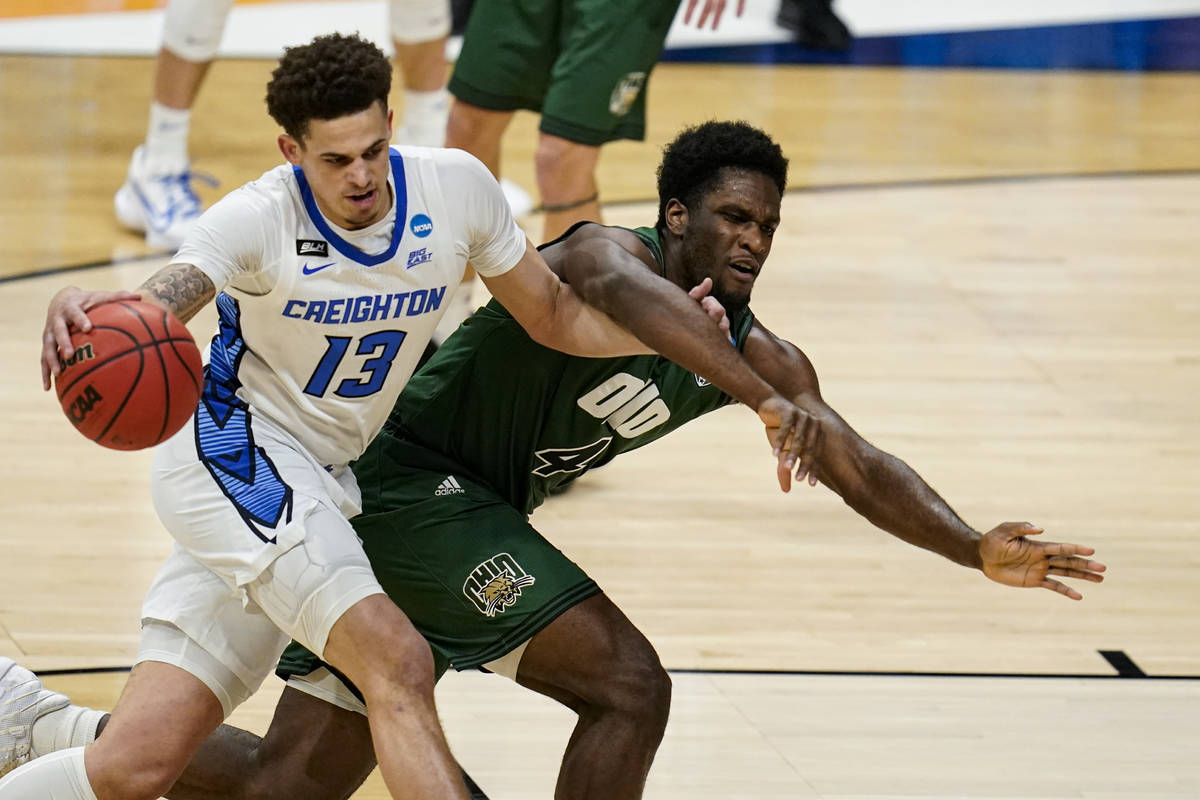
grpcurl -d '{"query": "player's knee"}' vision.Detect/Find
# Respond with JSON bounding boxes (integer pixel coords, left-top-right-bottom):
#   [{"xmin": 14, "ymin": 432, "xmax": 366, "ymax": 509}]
[
  {"xmin": 369, "ymin": 632, "xmax": 437, "ymax": 699},
  {"xmin": 445, "ymin": 101, "xmax": 499, "ymax": 151},
  {"xmin": 241, "ymin": 764, "xmax": 347, "ymax": 800},
  {"xmin": 161, "ymin": 0, "xmax": 234, "ymax": 62},
  {"xmin": 336, "ymin": 613, "xmax": 437, "ymax": 702},
  {"xmin": 591, "ymin": 641, "xmax": 672, "ymax": 733},
  {"xmin": 90, "ymin": 748, "xmax": 189, "ymax": 800},
  {"xmin": 533, "ymin": 136, "xmax": 598, "ymax": 199},
  {"xmin": 622, "ymin": 653, "xmax": 673, "ymax": 729}
]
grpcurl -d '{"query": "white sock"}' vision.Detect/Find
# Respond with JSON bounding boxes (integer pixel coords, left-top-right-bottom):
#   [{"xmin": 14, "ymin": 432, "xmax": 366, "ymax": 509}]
[
  {"xmin": 31, "ymin": 706, "xmax": 105, "ymax": 758},
  {"xmin": 396, "ymin": 88, "xmax": 449, "ymax": 147},
  {"xmin": 0, "ymin": 746, "xmax": 98, "ymax": 799},
  {"xmin": 143, "ymin": 101, "xmax": 191, "ymax": 172}
]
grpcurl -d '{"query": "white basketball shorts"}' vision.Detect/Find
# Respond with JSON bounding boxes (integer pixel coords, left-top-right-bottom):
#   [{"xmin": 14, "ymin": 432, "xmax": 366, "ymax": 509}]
[{"xmin": 139, "ymin": 412, "xmax": 384, "ymax": 715}]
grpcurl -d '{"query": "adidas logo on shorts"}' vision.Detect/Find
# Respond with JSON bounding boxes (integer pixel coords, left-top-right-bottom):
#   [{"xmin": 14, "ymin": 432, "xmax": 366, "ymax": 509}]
[{"xmin": 435, "ymin": 475, "xmax": 465, "ymax": 496}]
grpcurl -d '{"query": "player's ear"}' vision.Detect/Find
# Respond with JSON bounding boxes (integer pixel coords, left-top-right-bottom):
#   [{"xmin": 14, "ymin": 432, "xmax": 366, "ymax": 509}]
[
  {"xmin": 664, "ymin": 198, "xmax": 688, "ymax": 236},
  {"xmin": 278, "ymin": 133, "xmax": 303, "ymax": 165}
]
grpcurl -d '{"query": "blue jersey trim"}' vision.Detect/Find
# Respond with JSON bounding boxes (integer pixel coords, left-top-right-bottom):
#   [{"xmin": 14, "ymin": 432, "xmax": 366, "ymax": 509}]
[
  {"xmin": 196, "ymin": 293, "xmax": 294, "ymax": 542},
  {"xmin": 291, "ymin": 148, "xmax": 408, "ymax": 267},
  {"xmin": 662, "ymin": 15, "xmax": 1200, "ymax": 72}
]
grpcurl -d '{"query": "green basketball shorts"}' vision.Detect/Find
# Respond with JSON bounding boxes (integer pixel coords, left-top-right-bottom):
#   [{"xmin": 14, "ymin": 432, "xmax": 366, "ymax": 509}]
[
  {"xmin": 276, "ymin": 439, "xmax": 600, "ymax": 687},
  {"xmin": 449, "ymin": 0, "xmax": 681, "ymax": 145}
]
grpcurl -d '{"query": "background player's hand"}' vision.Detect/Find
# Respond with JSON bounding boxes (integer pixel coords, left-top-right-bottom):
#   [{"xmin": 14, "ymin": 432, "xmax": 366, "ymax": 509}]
[
  {"xmin": 756, "ymin": 395, "xmax": 822, "ymax": 492},
  {"xmin": 682, "ymin": 0, "xmax": 746, "ymax": 30},
  {"xmin": 687, "ymin": 277, "xmax": 731, "ymax": 339},
  {"xmin": 979, "ymin": 522, "xmax": 1106, "ymax": 600},
  {"xmin": 41, "ymin": 286, "xmax": 141, "ymax": 390}
]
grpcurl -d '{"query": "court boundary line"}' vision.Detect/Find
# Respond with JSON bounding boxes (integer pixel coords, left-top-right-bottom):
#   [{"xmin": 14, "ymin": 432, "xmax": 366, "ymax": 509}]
[
  {"xmin": 7, "ymin": 166, "xmax": 1199, "ymax": 287},
  {"xmin": 34, "ymin": 666, "xmax": 1200, "ymax": 681},
  {"xmin": 0, "ymin": 252, "xmax": 166, "ymax": 285}
]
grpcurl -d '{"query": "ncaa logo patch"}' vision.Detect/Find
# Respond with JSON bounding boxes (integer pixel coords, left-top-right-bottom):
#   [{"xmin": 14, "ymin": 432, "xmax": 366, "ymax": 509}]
[
  {"xmin": 463, "ymin": 553, "xmax": 536, "ymax": 617},
  {"xmin": 410, "ymin": 213, "xmax": 433, "ymax": 238}
]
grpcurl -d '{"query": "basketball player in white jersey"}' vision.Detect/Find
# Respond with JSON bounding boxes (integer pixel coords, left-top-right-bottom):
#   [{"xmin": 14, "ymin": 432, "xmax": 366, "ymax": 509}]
[
  {"xmin": 115, "ymin": 0, "xmax": 482, "ymax": 252},
  {"xmin": 16, "ymin": 33, "xmax": 815, "ymax": 800}
]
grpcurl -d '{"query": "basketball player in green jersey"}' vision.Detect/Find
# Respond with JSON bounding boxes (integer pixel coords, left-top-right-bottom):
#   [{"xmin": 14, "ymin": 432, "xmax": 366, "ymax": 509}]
[{"xmin": 11, "ymin": 121, "xmax": 1105, "ymax": 799}]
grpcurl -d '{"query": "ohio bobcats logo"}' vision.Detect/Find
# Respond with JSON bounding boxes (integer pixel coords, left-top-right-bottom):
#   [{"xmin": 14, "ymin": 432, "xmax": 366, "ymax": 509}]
[
  {"xmin": 463, "ymin": 553, "xmax": 536, "ymax": 617},
  {"xmin": 608, "ymin": 72, "xmax": 646, "ymax": 116}
]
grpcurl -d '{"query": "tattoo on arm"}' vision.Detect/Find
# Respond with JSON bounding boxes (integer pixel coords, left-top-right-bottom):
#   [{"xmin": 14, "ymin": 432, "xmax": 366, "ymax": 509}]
[{"xmin": 139, "ymin": 264, "xmax": 215, "ymax": 323}]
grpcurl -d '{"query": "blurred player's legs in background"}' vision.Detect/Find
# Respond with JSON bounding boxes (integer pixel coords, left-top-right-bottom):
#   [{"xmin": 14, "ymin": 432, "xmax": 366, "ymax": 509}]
[
  {"xmin": 113, "ymin": 0, "xmax": 230, "ymax": 250},
  {"xmin": 775, "ymin": 0, "xmax": 852, "ymax": 51},
  {"xmin": 390, "ymin": 0, "xmax": 451, "ymax": 147},
  {"xmin": 534, "ymin": 133, "xmax": 601, "ymax": 242},
  {"xmin": 441, "ymin": 0, "xmax": 674, "ymax": 337},
  {"xmin": 115, "ymin": 0, "xmax": 462, "ymax": 250}
]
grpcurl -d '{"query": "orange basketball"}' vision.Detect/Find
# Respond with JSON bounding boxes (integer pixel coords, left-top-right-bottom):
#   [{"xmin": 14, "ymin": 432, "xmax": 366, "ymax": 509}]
[{"xmin": 54, "ymin": 300, "xmax": 204, "ymax": 450}]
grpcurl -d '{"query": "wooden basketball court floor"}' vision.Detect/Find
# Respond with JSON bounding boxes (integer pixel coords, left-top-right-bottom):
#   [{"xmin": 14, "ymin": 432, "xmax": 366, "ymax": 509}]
[{"xmin": 2, "ymin": 49, "xmax": 1199, "ymax": 799}]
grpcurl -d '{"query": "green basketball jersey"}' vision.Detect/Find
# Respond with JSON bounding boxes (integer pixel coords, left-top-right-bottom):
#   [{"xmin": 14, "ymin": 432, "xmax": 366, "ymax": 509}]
[{"xmin": 375, "ymin": 226, "xmax": 756, "ymax": 516}]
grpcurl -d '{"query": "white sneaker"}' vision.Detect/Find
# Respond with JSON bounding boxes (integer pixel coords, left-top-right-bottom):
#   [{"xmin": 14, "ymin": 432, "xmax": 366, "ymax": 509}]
[
  {"xmin": 114, "ymin": 146, "xmax": 215, "ymax": 251},
  {"xmin": 0, "ymin": 657, "xmax": 69, "ymax": 778},
  {"xmin": 500, "ymin": 178, "xmax": 534, "ymax": 218}
]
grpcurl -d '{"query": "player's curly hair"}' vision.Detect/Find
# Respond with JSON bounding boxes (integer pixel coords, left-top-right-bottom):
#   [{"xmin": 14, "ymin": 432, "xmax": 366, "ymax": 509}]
[
  {"xmin": 266, "ymin": 33, "xmax": 392, "ymax": 141},
  {"xmin": 656, "ymin": 121, "xmax": 789, "ymax": 230}
]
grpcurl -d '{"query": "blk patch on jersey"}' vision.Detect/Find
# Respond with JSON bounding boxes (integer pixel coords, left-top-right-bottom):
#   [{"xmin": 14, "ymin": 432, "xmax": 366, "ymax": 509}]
[
  {"xmin": 296, "ymin": 239, "xmax": 329, "ymax": 257},
  {"xmin": 463, "ymin": 553, "xmax": 536, "ymax": 617}
]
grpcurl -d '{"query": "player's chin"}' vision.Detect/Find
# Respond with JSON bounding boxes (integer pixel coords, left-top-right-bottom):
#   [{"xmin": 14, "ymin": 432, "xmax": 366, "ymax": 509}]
[
  {"xmin": 341, "ymin": 195, "xmax": 380, "ymax": 224},
  {"xmin": 717, "ymin": 277, "xmax": 753, "ymax": 309}
]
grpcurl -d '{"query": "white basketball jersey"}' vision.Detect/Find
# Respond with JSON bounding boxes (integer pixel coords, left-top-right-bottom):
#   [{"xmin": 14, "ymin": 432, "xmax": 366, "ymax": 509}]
[{"xmin": 172, "ymin": 146, "xmax": 526, "ymax": 471}]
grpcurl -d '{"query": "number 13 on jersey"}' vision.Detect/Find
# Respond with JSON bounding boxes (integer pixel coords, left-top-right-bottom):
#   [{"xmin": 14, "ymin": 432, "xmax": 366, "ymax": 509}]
[{"xmin": 303, "ymin": 330, "xmax": 408, "ymax": 398}]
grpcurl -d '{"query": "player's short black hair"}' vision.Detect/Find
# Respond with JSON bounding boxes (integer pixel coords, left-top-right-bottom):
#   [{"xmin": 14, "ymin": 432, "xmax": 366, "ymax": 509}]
[
  {"xmin": 656, "ymin": 121, "xmax": 789, "ymax": 229},
  {"xmin": 266, "ymin": 33, "xmax": 392, "ymax": 141}
]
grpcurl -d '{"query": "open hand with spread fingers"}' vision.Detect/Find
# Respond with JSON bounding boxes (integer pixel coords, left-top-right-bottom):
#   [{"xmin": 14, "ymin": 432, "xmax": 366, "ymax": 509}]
[
  {"xmin": 756, "ymin": 395, "xmax": 823, "ymax": 493},
  {"xmin": 979, "ymin": 522, "xmax": 1106, "ymax": 600}
]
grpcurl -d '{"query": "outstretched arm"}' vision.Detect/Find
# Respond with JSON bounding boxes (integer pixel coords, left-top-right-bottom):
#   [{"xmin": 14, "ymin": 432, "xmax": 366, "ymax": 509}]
[
  {"xmin": 553, "ymin": 232, "xmax": 783, "ymax": 410},
  {"xmin": 551, "ymin": 227, "xmax": 824, "ymax": 480},
  {"xmin": 480, "ymin": 238, "xmax": 648, "ymax": 359},
  {"xmin": 742, "ymin": 321, "xmax": 1105, "ymax": 598},
  {"xmin": 484, "ymin": 235, "xmax": 817, "ymax": 477}
]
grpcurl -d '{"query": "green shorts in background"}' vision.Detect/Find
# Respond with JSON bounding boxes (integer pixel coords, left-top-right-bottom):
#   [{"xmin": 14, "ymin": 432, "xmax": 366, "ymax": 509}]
[
  {"xmin": 277, "ymin": 436, "xmax": 601, "ymax": 684},
  {"xmin": 449, "ymin": 0, "xmax": 681, "ymax": 145}
]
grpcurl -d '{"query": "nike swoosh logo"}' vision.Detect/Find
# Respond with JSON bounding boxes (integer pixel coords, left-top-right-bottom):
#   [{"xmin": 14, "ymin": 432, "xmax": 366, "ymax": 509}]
[{"xmin": 302, "ymin": 261, "xmax": 336, "ymax": 275}]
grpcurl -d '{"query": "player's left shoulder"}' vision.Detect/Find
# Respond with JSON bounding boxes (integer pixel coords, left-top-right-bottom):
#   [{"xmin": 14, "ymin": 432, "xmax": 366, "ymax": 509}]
[{"xmin": 563, "ymin": 223, "xmax": 658, "ymax": 270}]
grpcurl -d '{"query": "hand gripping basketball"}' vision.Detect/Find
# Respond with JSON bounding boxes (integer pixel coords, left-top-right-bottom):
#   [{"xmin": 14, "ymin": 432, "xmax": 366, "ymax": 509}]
[{"xmin": 52, "ymin": 299, "xmax": 204, "ymax": 450}]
